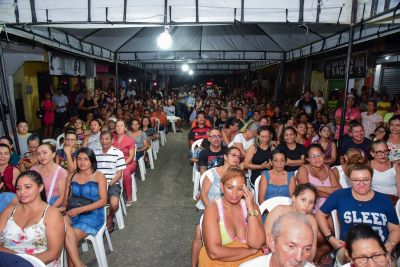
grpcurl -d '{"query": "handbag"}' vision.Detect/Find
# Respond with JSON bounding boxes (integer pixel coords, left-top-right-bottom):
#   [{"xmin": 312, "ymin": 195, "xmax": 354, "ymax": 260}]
[
  {"xmin": 67, "ymin": 196, "xmax": 93, "ymax": 214},
  {"xmin": 66, "ymin": 173, "xmax": 94, "ymax": 214}
]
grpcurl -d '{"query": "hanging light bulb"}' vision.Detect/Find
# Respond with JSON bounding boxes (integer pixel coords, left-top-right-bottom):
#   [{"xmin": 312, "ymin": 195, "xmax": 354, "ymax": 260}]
[
  {"xmin": 157, "ymin": 26, "xmax": 172, "ymax": 50},
  {"xmin": 188, "ymin": 69, "xmax": 194, "ymax": 75},
  {"xmin": 181, "ymin": 64, "xmax": 189, "ymax": 72}
]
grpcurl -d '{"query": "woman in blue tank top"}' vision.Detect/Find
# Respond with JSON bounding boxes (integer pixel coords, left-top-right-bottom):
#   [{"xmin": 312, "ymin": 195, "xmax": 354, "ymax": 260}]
[{"xmin": 258, "ymin": 149, "xmax": 296, "ymax": 205}]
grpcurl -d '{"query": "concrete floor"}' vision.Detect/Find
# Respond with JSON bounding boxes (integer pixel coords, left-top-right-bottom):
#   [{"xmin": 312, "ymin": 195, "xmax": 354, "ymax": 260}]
[{"xmin": 82, "ymin": 131, "xmax": 196, "ymax": 267}]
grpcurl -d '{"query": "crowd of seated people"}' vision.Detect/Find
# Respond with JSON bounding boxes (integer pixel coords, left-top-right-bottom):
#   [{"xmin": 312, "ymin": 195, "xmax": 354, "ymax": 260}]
[
  {"xmin": 188, "ymin": 87, "xmax": 400, "ymax": 266},
  {"xmin": 0, "ymin": 83, "xmax": 399, "ymax": 266}
]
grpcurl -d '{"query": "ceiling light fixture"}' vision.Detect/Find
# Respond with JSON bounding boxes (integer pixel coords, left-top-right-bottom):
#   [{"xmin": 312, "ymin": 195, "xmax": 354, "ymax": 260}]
[
  {"xmin": 157, "ymin": 26, "xmax": 172, "ymax": 50},
  {"xmin": 181, "ymin": 64, "xmax": 189, "ymax": 72},
  {"xmin": 188, "ymin": 69, "xmax": 194, "ymax": 75},
  {"xmin": 385, "ymin": 56, "xmax": 390, "ymax": 60}
]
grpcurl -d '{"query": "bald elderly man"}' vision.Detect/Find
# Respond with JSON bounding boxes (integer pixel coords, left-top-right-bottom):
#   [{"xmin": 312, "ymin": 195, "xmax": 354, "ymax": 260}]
[{"xmin": 240, "ymin": 212, "xmax": 315, "ymax": 267}]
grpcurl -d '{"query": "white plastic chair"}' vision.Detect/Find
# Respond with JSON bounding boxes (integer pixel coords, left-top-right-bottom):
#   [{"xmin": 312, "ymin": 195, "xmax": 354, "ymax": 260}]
[
  {"xmin": 146, "ymin": 147, "xmax": 155, "ymax": 170},
  {"xmin": 396, "ymin": 199, "xmax": 400, "ymax": 221},
  {"xmin": 135, "ymin": 147, "xmax": 146, "ymax": 182},
  {"xmin": 155, "ymin": 118, "xmax": 166, "ymax": 146},
  {"xmin": 56, "ymin": 133, "xmax": 65, "ymax": 149},
  {"xmin": 253, "ymin": 175, "xmax": 261, "ymax": 205},
  {"xmin": 167, "ymin": 115, "xmax": 178, "ymax": 132},
  {"xmin": 43, "ymin": 138, "xmax": 58, "ymax": 148},
  {"xmin": 151, "ymin": 140, "xmax": 158, "ymax": 160},
  {"xmin": 16, "ymin": 254, "xmax": 46, "ymax": 267},
  {"xmin": 199, "ymin": 214, "xmax": 204, "ymax": 244},
  {"xmin": 82, "ymin": 207, "xmax": 113, "ymax": 267},
  {"xmin": 114, "ymin": 181, "xmax": 125, "ymax": 230},
  {"xmin": 331, "ymin": 209, "xmax": 340, "ymax": 239},
  {"xmin": 258, "ymin": 196, "xmax": 292, "ymax": 215},
  {"xmin": 193, "ymin": 171, "xmax": 207, "ymax": 201},
  {"xmin": 191, "ymin": 139, "xmax": 204, "ymax": 183},
  {"xmin": 131, "ymin": 172, "xmax": 138, "ymax": 202}
]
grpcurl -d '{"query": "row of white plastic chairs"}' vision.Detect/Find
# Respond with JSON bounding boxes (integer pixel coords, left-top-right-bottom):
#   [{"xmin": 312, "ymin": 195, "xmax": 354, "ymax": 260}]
[{"xmin": 25, "ymin": 119, "xmax": 168, "ymax": 267}]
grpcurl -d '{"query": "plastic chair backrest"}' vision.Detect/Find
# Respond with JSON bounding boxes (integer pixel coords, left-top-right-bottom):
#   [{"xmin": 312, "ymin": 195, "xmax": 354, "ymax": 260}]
[
  {"xmin": 331, "ymin": 209, "xmax": 340, "ymax": 239},
  {"xmin": 258, "ymin": 197, "xmax": 292, "ymax": 215},
  {"xmin": 42, "ymin": 138, "xmax": 58, "ymax": 148},
  {"xmin": 199, "ymin": 214, "xmax": 204, "ymax": 244},
  {"xmin": 154, "ymin": 118, "xmax": 160, "ymax": 132},
  {"xmin": 191, "ymin": 138, "xmax": 204, "ymax": 153},
  {"xmin": 16, "ymin": 254, "xmax": 46, "ymax": 267},
  {"xmin": 396, "ymin": 199, "xmax": 400, "ymax": 222},
  {"xmin": 56, "ymin": 133, "xmax": 65, "ymax": 148},
  {"xmin": 254, "ymin": 175, "xmax": 261, "ymax": 205},
  {"xmin": 199, "ymin": 172, "xmax": 207, "ymax": 190}
]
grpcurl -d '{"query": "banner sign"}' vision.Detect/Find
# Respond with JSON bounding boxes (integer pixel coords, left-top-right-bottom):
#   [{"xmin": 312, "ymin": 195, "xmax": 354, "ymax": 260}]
[{"xmin": 324, "ymin": 52, "xmax": 366, "ymax": 79}]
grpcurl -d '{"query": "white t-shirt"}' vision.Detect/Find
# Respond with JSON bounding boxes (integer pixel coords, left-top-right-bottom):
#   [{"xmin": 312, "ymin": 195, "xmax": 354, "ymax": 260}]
[
  {"xmin": 314, "ymin": 96, "xmax": 325, "ymax": 111},
  {"xmin": 361, "ymin": 112, "xmax": 383, "ymax": 138},
  {"xmin": 52, "ymin": 94, "xmax": 68, "ymax": 113},
  {"xmin": 231, "ymin": 133, "xmax": 254, "ymax": 152},
  {"xmin": 239, "ymin": 254, "xmax": 315, "ymax": 267}
]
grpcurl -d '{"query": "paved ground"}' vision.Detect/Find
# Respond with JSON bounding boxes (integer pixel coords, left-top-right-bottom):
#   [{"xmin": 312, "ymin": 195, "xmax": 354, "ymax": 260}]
[{"xmin": 82, "ymin": 130, "xmax": 197, "ymax": 267}]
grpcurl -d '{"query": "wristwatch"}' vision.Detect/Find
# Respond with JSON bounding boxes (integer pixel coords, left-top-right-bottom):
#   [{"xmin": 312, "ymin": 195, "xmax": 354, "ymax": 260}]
[
  {"xmin": 325, "ymin": 234, "xmax": 334, "ymax": 242},
  {"xmin": 248, "ymin": 210, "xmax": 259, "ymax": 217}
]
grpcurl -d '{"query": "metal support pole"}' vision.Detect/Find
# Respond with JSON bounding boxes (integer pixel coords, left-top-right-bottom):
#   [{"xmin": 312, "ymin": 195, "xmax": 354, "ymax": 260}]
[
  {"xmin": 115, "ymin": 62, "xmax": 119, "ymax": 103},
  {"xmin": 274, "ymin": 53, "xmax": 286, "ymax": 103},
  {"xmin": 0, "ymin": 44, "xmax": 20, "ymax": 153},
  {"xmin": 338, "ymin": 0, "xmax": 357, "ymax": 155},
  {"xmin": 302, "ymin": 58, "xmax": 308, "ymax": 93}
]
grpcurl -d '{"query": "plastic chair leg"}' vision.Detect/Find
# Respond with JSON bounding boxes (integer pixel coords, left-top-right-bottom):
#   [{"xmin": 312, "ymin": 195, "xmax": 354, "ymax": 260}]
[
  {"xmin": 90, "ymin": 234, "xmax": 108, "ymax": 267},
  {"xmin": 171, "ymin": 121, "xmax": 176, "ymax": 132},
  {"xmin": 120, "ymin": 196, "xmax": 127, "ymax": 215},
  {"xmin": 104, "ymin": 229, "xmax": 114, "ymax": 252},
  {"xmin": 131, "ymin": 173, "xmax": 137, "ymax": 201},
  {"xmin": 147, "ymin": 149, "xmax": 154, "ymax": 170},
  {"xmin": 115, "ymin": 201, "xmax": 125, "ymax": 230},
  {"xmin": 138, "ymin": 158, "xmax": 146, "ymax": 181},
  {"xmin": 193, "ymin": 173, "xmax": 200, "ymax": 200}
]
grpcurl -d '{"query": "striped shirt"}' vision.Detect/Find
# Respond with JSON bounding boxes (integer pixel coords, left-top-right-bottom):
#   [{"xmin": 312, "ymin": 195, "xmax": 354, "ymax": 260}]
[{"xmin": 94, "ymin": 146, "xmax": 126, "ymax": 181}]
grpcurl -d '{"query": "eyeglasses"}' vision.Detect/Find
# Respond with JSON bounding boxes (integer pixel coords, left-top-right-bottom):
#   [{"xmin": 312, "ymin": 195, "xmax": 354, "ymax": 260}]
[
  {"xmin": 350, "ymin": 179, "xmax": 371, "ymax": 185},
  {"xmin": 209, "ymin": 135, "xmax": 222, "ymax": 139},
  {"xmin": 65, "ymin": 138, "xmax": 77, "ymax": 141},
  {"xmin": 228, "ymin": 153, "xmax": 241, "ymax": 158},
  {"xmin": 373, "ymin": 150, "xmax": 390, "ymax": 156},
  {"xmin": 352, "ymin": 253, "xmax": 386, "ymax": 265},
  {"xmin": 309, "ymin": 153, "xmax": 323, "ymax": 159}
]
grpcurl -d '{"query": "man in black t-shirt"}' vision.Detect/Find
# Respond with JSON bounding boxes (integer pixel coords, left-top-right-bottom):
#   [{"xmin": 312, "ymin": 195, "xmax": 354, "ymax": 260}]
[
  {"xmin": 198, "ymin": 128, "xmax": 225, "ymax": 174},
  {"xmin": 297, "ymin": 90, "xmax": 317, "ymax": 120},
  {"xmin": 340, "ymin": 122, "xmax": 372, "ymax": 163}
]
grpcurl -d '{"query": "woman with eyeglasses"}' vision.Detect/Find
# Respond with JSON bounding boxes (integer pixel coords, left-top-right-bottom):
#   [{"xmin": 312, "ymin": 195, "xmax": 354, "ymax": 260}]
[
  {"xmin": 316, "ymin": 162, "xmax": 400, "ymax": 266},
  {"xmin": 244, "ymin": 127, "xmax": 273, "ymax": 188},
  {"xmin": 369, "ymin": 140, "xmax": 400, "ymax": 204},
  {"xmin": 56, "ymin": 131, "xmax": 79, "ymax": 172},
  {"xmin": 191, "ymin": 147, "xmax": 242, "ymax": 267},
  {"xmin": 297, "ymin": 144, "xmax": 341, "ymax": 265},
  {"xmin": 344, "ymin": 224, "xmax": 393, "ymax": 267}
]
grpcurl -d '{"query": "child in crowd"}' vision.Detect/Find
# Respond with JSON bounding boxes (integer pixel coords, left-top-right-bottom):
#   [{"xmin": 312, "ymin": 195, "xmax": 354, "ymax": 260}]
[{"xmin": 16, "ymin": 121, "xmax": 31, "ymax": 155}]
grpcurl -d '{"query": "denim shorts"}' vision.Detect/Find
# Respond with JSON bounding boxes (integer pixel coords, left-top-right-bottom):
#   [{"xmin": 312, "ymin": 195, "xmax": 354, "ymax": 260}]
[{"xmin": 107, "ymin": 183, "xmax": 122, "ymax": 198}]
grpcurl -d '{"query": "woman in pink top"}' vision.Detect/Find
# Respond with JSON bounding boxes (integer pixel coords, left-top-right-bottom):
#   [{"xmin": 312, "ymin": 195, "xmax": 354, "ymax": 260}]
[
  {"xmin": 113, "ymin": 120, "xmax": 136, "ymax": 205},
  {"xmin": 334, "ymin": 94, "xmax": 361, "ymax": 140},
  {"xmin": 41, "ymin": 92, "xmax": 55, "ymax": 138},
  {"xmin": 31, "ymin": 143, "xmax": 68, "ymax": 207},
  {"xmin": 296, "ymin": 143, "xmax": 340, "ymax": 265}
]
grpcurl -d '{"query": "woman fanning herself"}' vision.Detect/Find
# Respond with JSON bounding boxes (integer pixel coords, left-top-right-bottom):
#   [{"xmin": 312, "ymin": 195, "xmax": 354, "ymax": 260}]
[
  {"xmin": 0, "ymin": 171, "xmax": 64, "ymax": 266},
  {"xmin": 62, "ymin": 147, "xmax": 107, "ymax": 267},
  {"xmin": 244, "ymin": 126, "xmax": 273, "ymax": 188},
  {"xmin": 113, "ymin": 120, "xmax": 136, "ymax": 205},
  {"xmin": 199, "ymin": 166, "xmax": 265, "ymax": 266},
  {"xmin": 370, "ymin": 140, "xmax": 400, "ymax": 204},
  {"xmin": 276, "ymin": 126, "xmax": 305, "ymax": 172},
  {"xmin": 192, "ymin": 147, "xmax": 241, "ymax": 267},
  {"xmin": 314, "ymin": 125, "xmax": 337, "ymax": 166},
  {"xmin": 31, "ymin": 143, "xmax": 68, "ymax": 207},
  {"xmin": 264, "ymin": 183, "xmax": 318, "ymax": 261},
  {"xmin": 258, "ymin": 149, "xmax": 296, "ymax": 205}
]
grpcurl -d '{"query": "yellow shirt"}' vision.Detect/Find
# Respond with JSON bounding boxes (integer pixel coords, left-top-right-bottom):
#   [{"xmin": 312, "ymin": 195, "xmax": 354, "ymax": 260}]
[{"xmin": 377, "ymin": 101, "xmax": 391, "ymax": 117}]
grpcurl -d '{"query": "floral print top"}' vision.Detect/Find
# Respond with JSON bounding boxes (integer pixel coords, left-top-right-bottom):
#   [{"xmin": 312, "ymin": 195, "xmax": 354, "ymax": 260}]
[{"xmin": 0, "ymin": 205, "xmax": 60, "ymax": 267}]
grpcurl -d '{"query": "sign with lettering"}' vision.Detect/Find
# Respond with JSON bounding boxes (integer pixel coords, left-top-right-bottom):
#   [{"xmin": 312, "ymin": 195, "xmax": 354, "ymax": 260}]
[{"xmin": 324, "ymin": 53, "xmax": 366, "ymax": 79}]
